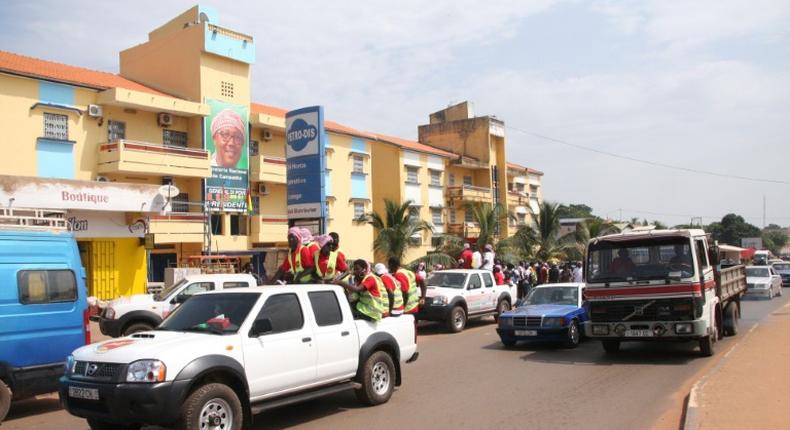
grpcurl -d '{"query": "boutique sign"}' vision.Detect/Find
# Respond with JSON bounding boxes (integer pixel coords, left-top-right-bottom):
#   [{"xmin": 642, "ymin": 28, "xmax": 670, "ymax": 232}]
[{"xmin": 285, "ymin": 106, "xmax": 326, "ymax": 221}]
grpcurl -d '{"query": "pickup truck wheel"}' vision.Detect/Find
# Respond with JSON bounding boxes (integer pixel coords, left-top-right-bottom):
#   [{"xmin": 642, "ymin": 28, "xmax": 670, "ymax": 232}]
[
  {"xmin": 564, "ymin": 320, "xmax": 580, "ymax": 348},
  {"xmin": 87, "ymin": 418, "xmax": 140, "ymax": 430},
  {"xmin": 446, "ymin": 306, "xmax": 467, "ymax": 333},
  {"xmin": 176, "ymin": 383, "xmax": 243, "ymax": 430},
  {"xmin": 602, "ymin": 340, "xmax": 620, "ymax": 354},
  {"xmin": 123, "ymin": 322, "xmax": 153, "ymax": 336},
  {"xmin": 494, "ymin": 300, "xmax": 511, "ymax": 322},
  {"xmin": 355, "ymin": 351, "xmax": 395, "ymax": 406},
  {"xmin": 0, "ymin": 380, "xmax": 11, "ymax": 423}
]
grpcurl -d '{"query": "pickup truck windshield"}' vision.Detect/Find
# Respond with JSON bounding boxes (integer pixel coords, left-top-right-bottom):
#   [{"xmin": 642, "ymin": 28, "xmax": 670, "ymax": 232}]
[
  {"xmin": 772, "ymin": 264, "xmax": 790, "ymax": 271},
  {"xmin": 746, "ymin": 267, "xmax": 771, "ymax": 277},
  {"xmin": 158, "ymin": 293, "xmax": 260, "ymax": 334},
  {"xmin": 526, "ymin": 287, "xmax": 578, "ymax": 306},
  {"xmin": 156, "ymin": 278, "xmax": 189, "ymax": 301},
  {"xmin": 587, "ymin": 237, "xmax": 695, "ymax": 283},
  {"xmin": 426, "ymin": 273, "xmax": 467, "ymax": 289}
]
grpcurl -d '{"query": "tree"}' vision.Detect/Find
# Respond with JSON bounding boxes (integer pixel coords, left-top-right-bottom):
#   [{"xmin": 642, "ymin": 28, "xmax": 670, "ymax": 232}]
[
  {"xmin": 366, "ymin": 199, "xmax": 433, "ymax": 261},
  {"xmin": 653, "ymin": 220, "xmax": 668, "ymax": 229},
  {"xmin": 529, "ymin": 201, "xmax": 569, "ymax": 261},
  {"xmin": 707, "ymin": 214, "xmax": 761, "ymax": 246},
  {"xmin": 407, "ymin": 234, "xmax": 463, "ymax": 270},
  {"xmin": 464, "ymin": 202, "xmax": 511, "ymax": 248},
  {"xmin": 555, "ymin": 204, "xmax": 594, "ymax": 219},
  {"xmin": 564, "ymin": 218, "xmax": 618, "ymax": 261},
  {"xmin": 762, "ymin": 227, "xmax": 788, "ymax": 256}
]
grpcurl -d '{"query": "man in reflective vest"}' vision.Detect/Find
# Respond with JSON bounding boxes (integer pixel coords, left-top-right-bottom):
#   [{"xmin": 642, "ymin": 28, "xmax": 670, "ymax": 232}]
[
  {"xmin": 336, "ymin": 259, "xmax": 386, "ymax": 321},
  {"xmin": 374, "ymin": 263, "xmax": 403, "ymax": 316},
  {"xmin": 269, "ymin": 227, "xmax": 315, "ymax": 284},
  {"xmin": 310, "ymin": 234, "xmax": 349, "ymax": 283},
  {"xmin": 389, "ymin": 256, "xmax": 425, "ymax": 315}
]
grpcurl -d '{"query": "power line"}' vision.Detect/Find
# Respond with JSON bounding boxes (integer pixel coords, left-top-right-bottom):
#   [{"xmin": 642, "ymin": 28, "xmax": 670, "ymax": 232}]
[
  {"xmin": 506, "ymin": 126, "xmax": 790, "ymax": 185},
  {"xmin": 600, "ymin": 207, "xmax": 790, "ymax": 221}
]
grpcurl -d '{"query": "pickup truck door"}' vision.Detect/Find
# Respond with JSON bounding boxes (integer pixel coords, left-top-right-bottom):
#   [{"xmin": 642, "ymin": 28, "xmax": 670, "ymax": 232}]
[
  {"xmin": 480, "ymin": 272, "xmax": 497, "ymax": 311},
  {"xmin": 465, "ymin": 274, "xmax": 483, "ymax": 313},
  {"xmin": 308, "ymin": 290, "xmax": 359, "ymax": 381},
  {"xmin": 243, "ymin": 292, "xmax": 317, "ymax": 398}
]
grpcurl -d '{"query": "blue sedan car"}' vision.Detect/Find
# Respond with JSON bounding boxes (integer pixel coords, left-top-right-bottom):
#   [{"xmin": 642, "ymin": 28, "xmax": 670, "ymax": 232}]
[{"xmin": 496, "ymin": 283, "xmax": 587, "ymax": 348}]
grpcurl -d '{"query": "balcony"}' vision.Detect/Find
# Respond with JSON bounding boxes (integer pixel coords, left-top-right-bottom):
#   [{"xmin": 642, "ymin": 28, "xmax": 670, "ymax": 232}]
[
  {"xmin": 447, "ymin": 185, "xmax": 492, "ymax": 203},
  {"xmin": 507, "ymin": 191, "xmax": 529, "ymax": 208},
  {"xmin": 450, "ymin": 155, "xmax": 490, "ymax": 170},
  {"xmin": 447, "ymin": 222, "xmax": 480, "ymax": 238},
  {"xmin": 148, "ymin": 212, "xmax": 205, "ymax": 244},
  {"xmin": 250, "ymin": 155, "xmax": 287, "ymax": 184},
  {"xmin": 97, "ymin": 140, "xmax": 211, "ymax": 178},
  {"xmin": 250, "ymin": 214, "xmax": 288, "ymax": 244}
]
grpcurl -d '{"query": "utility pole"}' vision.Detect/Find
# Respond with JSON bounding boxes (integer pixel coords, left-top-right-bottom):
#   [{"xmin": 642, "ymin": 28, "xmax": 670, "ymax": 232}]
[{"xmin": 763, "ymin": 194, "xmax": 766, "ymax": 228}]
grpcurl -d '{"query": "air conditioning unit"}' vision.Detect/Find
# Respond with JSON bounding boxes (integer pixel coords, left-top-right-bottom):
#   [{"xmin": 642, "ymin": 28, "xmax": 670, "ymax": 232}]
[
  {"xmin": 95, "ymin": 175, "xmax": 110, "ymax": 182},
  {"xmin": 261, "ymin": 129, "xmax": 273, "ymax": 141},
  {"xmin": 257, "ymin": 183, "xmax": 269, "ymax": 195},
  {"xmin": 157, "ymin": 112, "xmax": 173, "ymax": 127},
  {"xmin": 87, "ymin": 104, "xmax": 103, "ymax": 118}
]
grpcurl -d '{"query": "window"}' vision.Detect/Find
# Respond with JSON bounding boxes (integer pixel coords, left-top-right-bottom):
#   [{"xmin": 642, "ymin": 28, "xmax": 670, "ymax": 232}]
[
  {"xmin": 249, "ymin": 140, "xmax": 259, "ymax": 156},
  {"xmin": 223, "ymin": 282, "xmax": 249, "ymax": 289},
  {"xmin": 431, "ymin": 208, "xmax": 442, "ymax": 225},
  {"xmin": 43, "ymin": 113, "xmax": 68, "ymax": 140},
  {"xmin": 256, "ymin": 293, "xmax": 304, "ymax": 334},
  {"xmin": 448, "ymin": 174, "xmax": 455, "ymax": 186},
  {"xmin": 210, "ymin": 214, "xmax": 223, "ymax": 235},
  {"xmin": 406, "ymin": 166, "xmax": 419, "ymax": 184},
  {"xmin": 172, "ymin": 193, "xmax": 189, "ymax": 213},
  {"xmin": 108, "ymin": 120, "xmax": 126, "ymax": 142},
  {"xmin": 449, "ymin": 210, "xmax": 456, "ymax": 223},
  {"xmin": 163, "ymin": 130, "xmax": 188, "ymax": 148},
  {"xmin": 482, "ymin": 273, "xmax": 494, "ymax": 288},
  {"xmin": 18, "ymin": 270, "xmax": 77, "ymax": 304},
  {"xmin": 354, "ymin": 202, "xmax": 365, "ymax": 219},
  {"xmin": 180, "ymin": 282, "xmax": 215, "ymax": 297},
  {"xmin": 352, "ymin": 155, "xmax": 364, "ymax": 173},
  {"xmin": 696, "ymin": 239, "xmax": 709, "ymax": 269},
  {"xmin": 230, "ymin": 215, "xmax": 248, "ymax": 236},
  {"xmin": 467, "ymin": 274, "xmax": 482, "ymax": 289},
  {"xmin": 464, "ymin": 209, "xmax": 473, "ymax": 223},
  {"xmin": 517, "ymin": 213, "xmax": 527, "ymax": 224},
  {"xmin": 430, "ymin": 170, "xmax": 441, "ymax": 186},
  {"xmin": 463, "ymin": 176, "xmax": 472, "ymax": 186},
  {"xmin": 308, "ymin": 291, "xmax": 343, "ymax": 326}
]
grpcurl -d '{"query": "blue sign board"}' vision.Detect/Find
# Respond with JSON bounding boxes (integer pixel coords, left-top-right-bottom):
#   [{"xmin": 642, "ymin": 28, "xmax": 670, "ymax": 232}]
[{"xmin": 286, "ymin": 106, "xmax": 326, "ymax": 222}]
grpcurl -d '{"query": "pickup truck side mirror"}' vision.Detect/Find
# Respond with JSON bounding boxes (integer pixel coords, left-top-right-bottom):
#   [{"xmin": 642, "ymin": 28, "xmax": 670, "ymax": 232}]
[
  {"xmin": 171, "ymin": 294, "xmax": 189, "ymax": 305},
  {"xmin": 249, "ymin": 318, "xmax": 273, "ymax": 337}
]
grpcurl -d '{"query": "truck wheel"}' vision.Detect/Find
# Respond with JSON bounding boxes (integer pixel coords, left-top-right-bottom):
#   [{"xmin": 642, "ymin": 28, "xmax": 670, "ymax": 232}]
[
  {"xmin": 494, "ymin": 299, "xmax": 511, "ymax": 322},
  {"xmin": 564, "ymin": 320, "xmax": 581, "ymax": 348},
  {"xmin": 355, "ymin": 351, "xmax": 395, "ymax": 406},
  {"xmin": 501, "ymin": 338, "xmax": 517, "ymax": 348},
  {"xmin": 123, "ymin": 322, "xmax": 154, "ymax": 336},
  {"xmin": 0, "ymin": 380, "xmax": 11, "ymax": 423},
  {"xmin": 699, "ymin": 334, "xmax": 714, "ymax": 357},
  {"xmin": 723, "ymin": 303, "xmax": 739, "ymax": 337},
  {"xmin": 87, "ymin": 419, "xmax": 140, "ymax": 430},
  {"xmin": 602, "ymin": 340, "xmax": 620, "ymax": 354},
  {"xmin": 446, "ymin": 306, "xmax": 467, "ymax": 333},
  {"xmin": 176, "ymin": 383, "xmax": 243, "ymax": 430}
]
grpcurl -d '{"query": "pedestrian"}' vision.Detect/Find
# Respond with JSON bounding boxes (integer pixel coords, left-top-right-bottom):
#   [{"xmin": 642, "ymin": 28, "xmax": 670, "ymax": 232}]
[
  {"xmin": 416, "ymin": 262, "xmax": 427, "ymax": 280},
  {"xmin": 560, "ymin": 264, "xmax": 573, "ymax": 283},
  {"xmin": 548, "ymin": 263, "xmax": 560, "ymax": 284},
  {"xmin": 572, "ymin": 262, "xmax": 584, "ymax": 282},
  {"xmin": 538, "ymin": 262, "xmax": 549, "ymax": 285},
  {"xmin": 493, "ymin": 265, "xmax": 506, "ymax": 285},
  {"xmin": 506, "ymin": 263, "xmax": 520, "ymax": 286},
  {"xmin": 269, "ymin": 227, "xmax": 314, "ymax": 284},
  {"xmin": 482, "ymin": 244, "xmax": 495, "ymax": 271},
  {"xmin": 374, "ymin": 263, "xmax": 403, "ymax": 317},
  {"xmin": 471, "ymin": 244, "xmax": 483, "ymax": 269},
  {"xmin": 460, "ymin": 243, "xmax": 473, "ymax": 269},
  {"xmin": 335, "ymin": 259, "xmax": 386, "ymax": 321}
]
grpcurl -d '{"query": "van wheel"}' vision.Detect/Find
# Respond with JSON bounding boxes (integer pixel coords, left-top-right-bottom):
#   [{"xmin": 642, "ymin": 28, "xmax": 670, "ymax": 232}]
[
  {"xmin": 87, "ymin": 418, "xmax": 140, "ymax": 430},
  {"xmin": 123, "ymin": 322, "xmax": 153, "ymax": 336},
  {"xmin": 176, "ymin": 383, "xmax": 243, "ymax": 430},
  {"xmin": 494, "ymin": 300, "xmax": 510, "ymax": 322},
  {"xmin": 446, "ymin": 306, "xmax": 467, "ymax": 333},
  {"xmin": 355, "ymin": 351, "xmax": 395, "ymax": 406},
  {"xmin": 0, "ymin": 380, "xmax": 11, "ymax": 423}
]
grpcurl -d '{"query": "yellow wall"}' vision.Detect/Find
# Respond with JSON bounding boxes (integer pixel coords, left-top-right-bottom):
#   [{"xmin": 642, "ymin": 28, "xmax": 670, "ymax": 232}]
[
  {"xmin": 200, "ymin": 53, "xmax": 251, "ymax": 106},
  {"xmin": 79, "ymin": 238, "xmax": 147, "ymax": 300},
  {"xmin": 0, "ymin": 74, "xmax": 49, "ymax": 176}
]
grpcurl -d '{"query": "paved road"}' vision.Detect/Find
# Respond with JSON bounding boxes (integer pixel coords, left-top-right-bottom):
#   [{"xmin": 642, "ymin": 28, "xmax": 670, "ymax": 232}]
[{"xmin": 5, "ymin": 294, "xmax": 787, "ymax": 430}]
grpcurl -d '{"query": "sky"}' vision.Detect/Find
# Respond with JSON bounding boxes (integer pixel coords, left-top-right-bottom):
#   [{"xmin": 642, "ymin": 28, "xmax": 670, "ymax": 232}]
[{"xmin": 1, "ymin": 0, "xmax": 789, "ymax": 228}]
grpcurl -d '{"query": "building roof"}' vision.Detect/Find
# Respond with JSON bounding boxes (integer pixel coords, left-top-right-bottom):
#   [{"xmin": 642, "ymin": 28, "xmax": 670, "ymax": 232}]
[
  {"xmin": 0, "ymin": 50, "xmax": 169, "ymax": 97},
  {"xmin": 250, "ymin": 102, "xmax": 287, "ymax": 117},
  {"xmin": 373, "ymin": 133, "xmax": 454, "ymax": 158},
  {"xmin": 507, "ymin": 161, "xmax": 544, "ymax": 176}
]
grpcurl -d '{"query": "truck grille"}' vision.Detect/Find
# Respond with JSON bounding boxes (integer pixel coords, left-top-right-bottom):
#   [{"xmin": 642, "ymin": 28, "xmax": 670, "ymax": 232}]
[
  {"xmin": 73, "ymin": 361, "xmax": 124, "ymax": 380},
  {"xmin": 513, "ymin": 316, "xmax": 542, "ymax": 328},
  {"xmin": 590, "ymin": 299, "xmax": 694, "ymax": 322}
]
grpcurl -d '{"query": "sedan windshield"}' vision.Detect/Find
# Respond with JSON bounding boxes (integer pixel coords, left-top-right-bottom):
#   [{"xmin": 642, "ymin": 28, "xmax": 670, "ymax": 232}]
[
  {"xmin": 587, "ymin": 237, "xmax": 694, "ymax": 283},
  {"xmin": 773, "ymin": 264, "xmax": 790, "ymax": 271},
  {"xmin": 426, "ymin": 273, "xmax": 467, "ymax": 289},
  {"xmin": 746, "ymin": 268, "xmax": 771, "ymax": 278},
  {"xmin": 158, "ymin": 293, "xmax": 260, "ymax": 335},
  {"xmin": 526, "ymin": 287, "xmax": 579, "ymax": 306}
]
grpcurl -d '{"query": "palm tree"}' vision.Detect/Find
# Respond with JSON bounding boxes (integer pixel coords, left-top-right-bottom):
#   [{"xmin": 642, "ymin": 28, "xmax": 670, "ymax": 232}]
[
  {"xmin": 564, "ymin": 218, "xmax": 618, "ymax": 261},
  {"xmin": 463, "ymin": 202, "xmax": 511, "ymax": 248},
  {"xmin": 531, "ymin": 201, "xmax": 569, "ymax": 261},
  {"xmin": 365, "ymin": 199, "xmax": 433, "ymax": 262}
]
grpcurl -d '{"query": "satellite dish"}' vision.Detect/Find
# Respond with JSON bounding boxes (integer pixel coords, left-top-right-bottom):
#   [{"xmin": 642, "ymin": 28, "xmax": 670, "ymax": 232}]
[{"xmin": 158, "ymin": 185, "xmax": 180, "ymax": 198}]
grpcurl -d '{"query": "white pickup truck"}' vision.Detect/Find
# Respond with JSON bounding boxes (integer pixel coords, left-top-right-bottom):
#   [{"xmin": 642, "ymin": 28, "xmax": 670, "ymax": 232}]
[
  {"xmin": 60, "ymin": 285, "xmax": 418, "ymax": 430},
  {"xmin": 96, "ymin": 274, "xmax": 258, "ymax": 337},
  {"xmin": 416, "ymin": 269, "xmax": 515, "ymax": 332}
]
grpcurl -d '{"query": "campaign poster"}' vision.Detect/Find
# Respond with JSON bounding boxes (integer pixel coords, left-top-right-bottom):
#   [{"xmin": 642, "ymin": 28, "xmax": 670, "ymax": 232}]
[
  {"xmin": 286, "ymin": 106, "xmax": 326, "ymax": 221},
  {"xmin": 204, "ymin": 99, "xmax": 249, "ymax": 212}
]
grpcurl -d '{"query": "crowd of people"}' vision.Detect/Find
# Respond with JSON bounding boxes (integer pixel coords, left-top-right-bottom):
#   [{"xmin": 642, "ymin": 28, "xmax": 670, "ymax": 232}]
[
  {"xmin": 457, "ymin": 242, "xmax": 584, "ymax": 300},
  {"xmin": 268, "ymin": 227, "xmax": 426, "ymax": 323}
]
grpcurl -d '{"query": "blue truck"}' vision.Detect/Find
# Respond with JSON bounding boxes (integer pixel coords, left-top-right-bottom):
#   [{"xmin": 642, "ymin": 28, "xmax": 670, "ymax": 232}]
[{"xmin": 0, "ymin": 210, "xmax": 90, "ymax": 423}]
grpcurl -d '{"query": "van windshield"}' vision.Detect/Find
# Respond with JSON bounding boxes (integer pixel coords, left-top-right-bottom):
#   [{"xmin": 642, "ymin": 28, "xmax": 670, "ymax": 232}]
[
  {"xmin": 587, "ymin": 237, "xmax": 695, "ymax": 283},
  {"xmin": 156, "ymin": 278, "xmax": 189, "ymax": 301}
]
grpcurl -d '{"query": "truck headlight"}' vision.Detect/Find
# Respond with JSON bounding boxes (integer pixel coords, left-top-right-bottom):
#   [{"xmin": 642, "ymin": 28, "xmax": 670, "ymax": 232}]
[
  {"xmin": 542, "ymin": 317, "xmax": 563, "ymax": 328},
  {"xmin": 431, "ymin": 296, "xmax": 448, "ymax": 306},
  {"xmin": 64, "ymin": 355, "xmax": 75, "ymax": 376},
  {"xmin": 592, "ymin": 325, "xmax": 610, "ymax": 335},
  {"xmin": 105, "ymin": 307, "xmax": 116, "ymax": 320},
  {"xmin": 126, "ymin": 360, "xmax": 166, "ymax": 383}
]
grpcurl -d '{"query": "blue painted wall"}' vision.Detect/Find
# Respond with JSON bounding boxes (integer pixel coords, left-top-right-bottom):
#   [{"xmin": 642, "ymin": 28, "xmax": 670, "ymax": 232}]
[
  {"xmin": 325, "ymin": 170, "xmax": 333, "ymax": 196},
  {"xmin": 351, "ymin": 173, "xmax": 367, "ymax": 199},
  {"xmin": 351, "ymin": 137, "xmax": 367, "ymax": 154},
  {"xmin": 204, "ymin": 26, "xmax": 255, "ymax": 64},
  {"xmin": 39, "ymin": 81, "xmax": 75, "ymax": 105},
  {"xmin": 36, "ymin": 138, "xmax": 74, "ymax": 179}
]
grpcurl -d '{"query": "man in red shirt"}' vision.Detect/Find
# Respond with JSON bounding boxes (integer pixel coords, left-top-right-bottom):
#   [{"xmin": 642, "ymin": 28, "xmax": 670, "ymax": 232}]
[
  {"xmin": 310, "ymin": 235, "xmax": 349, "ymax": 283},
  {"xmin": 269, "ymin": 227, "xmax": 315, "ymax": 284},
  {"xmin": 336, "ymin": 259, "xmax": 386, "ymax": 321},
  {"xmin": 374, "ymin": 263, "xmax": 403, "ymax": 316},
  {"xmin": 459, "ymin": 243, "xmax": 473, "ymax": 269}
]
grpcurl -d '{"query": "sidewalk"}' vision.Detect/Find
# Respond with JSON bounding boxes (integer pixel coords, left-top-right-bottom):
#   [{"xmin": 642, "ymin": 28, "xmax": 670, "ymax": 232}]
[{"xmin": 685, "ymin": 302, "xmax": 790, "ymax": 429}]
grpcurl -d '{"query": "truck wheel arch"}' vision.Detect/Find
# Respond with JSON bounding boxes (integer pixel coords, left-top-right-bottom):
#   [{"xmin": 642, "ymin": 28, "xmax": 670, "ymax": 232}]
[
  {"xmin": 358, "ymin": 333, "xmax": 402, "ymax": 387},
  {"xmin": 497, "ymin": 292, "xmax": 512, "ymax": 306},
  {"xmin": 449, "ymin": 297, "xmax": 468, "ymax": 314},
  {"xmin": 175, "ymin": 355, "xmax": 251, "ymax": 427},
  {"xmin": 118, "ymin": 310, "xmax": 162, "ymax": 333}
]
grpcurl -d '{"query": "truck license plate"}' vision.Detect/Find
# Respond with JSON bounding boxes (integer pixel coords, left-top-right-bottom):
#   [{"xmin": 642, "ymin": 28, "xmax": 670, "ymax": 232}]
[
  {"xmin": 625, "ymin": 329, "xmax": 652, "ymax": 337},
  {"xmin": 515, "ymin": 330, "xmax": 537, "ymax": 336},
  {"xmin": 68, "ymin": 386, "xmax": 99, "ymax": 400}
]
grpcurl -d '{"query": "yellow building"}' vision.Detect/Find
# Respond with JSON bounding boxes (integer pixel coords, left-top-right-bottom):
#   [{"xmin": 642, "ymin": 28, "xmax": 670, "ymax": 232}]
[
  {"xmin": 507, "ymin": 162, "xmax": 544, "ymax": 229},
  {"xmin": 0, "ymin": 7, "xmax": 545, "ymax": 298}
]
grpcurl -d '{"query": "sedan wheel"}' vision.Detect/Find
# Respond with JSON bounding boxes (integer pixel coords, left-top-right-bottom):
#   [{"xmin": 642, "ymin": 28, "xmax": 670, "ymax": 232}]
[{"xmin": 564, "ymin": 320, "xmax": 580, "ymax": 348}]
